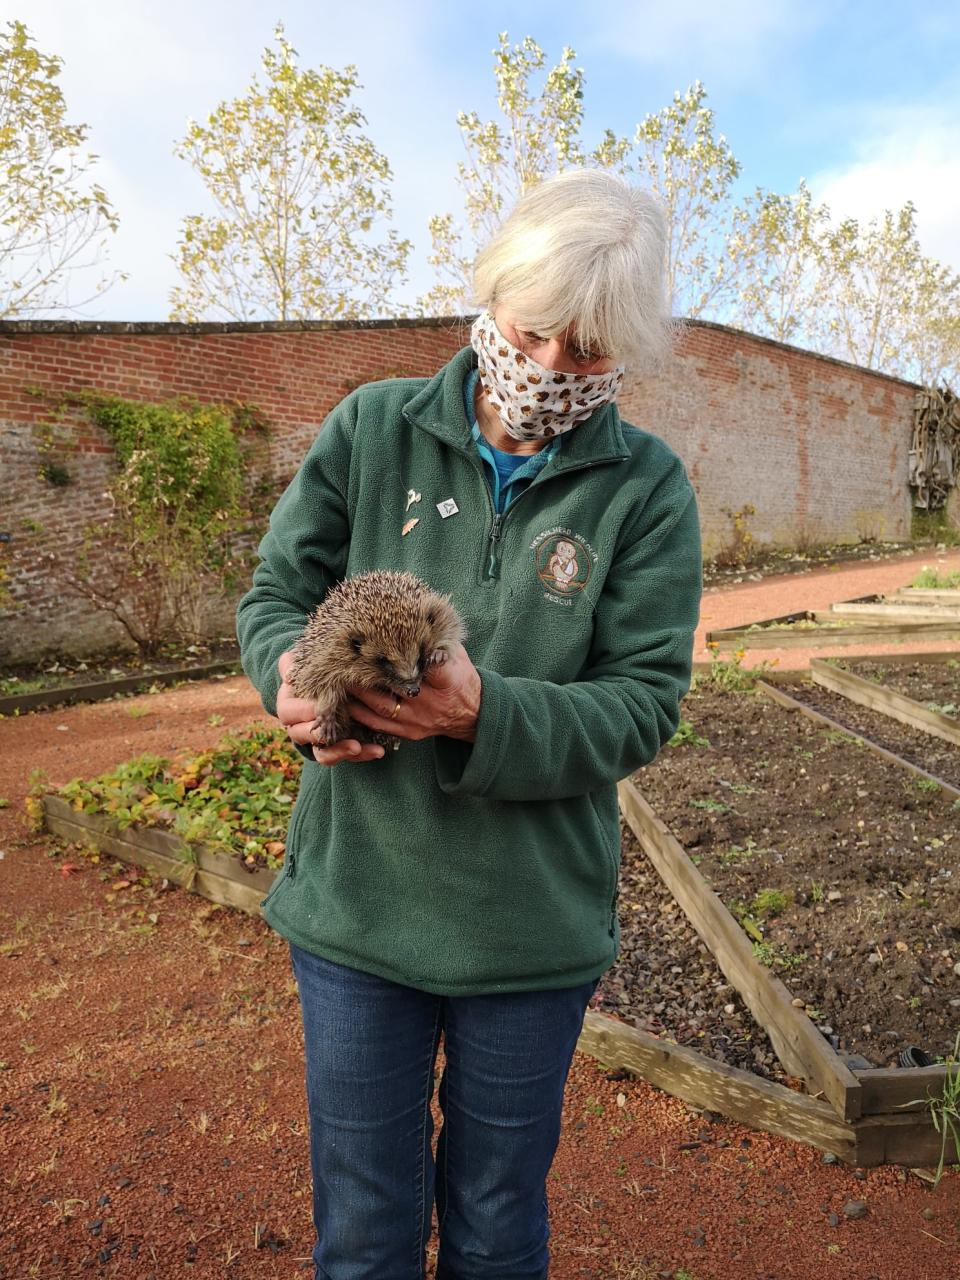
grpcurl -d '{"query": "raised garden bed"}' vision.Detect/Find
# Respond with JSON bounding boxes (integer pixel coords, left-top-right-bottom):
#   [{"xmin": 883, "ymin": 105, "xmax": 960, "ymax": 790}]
[
  {"xmin": 640, "ymin": 681, "xmax": 960, "ymax": 1069},
  {"xmin": 707, "ymin": 596, "xmax": 960, "ymax": 651},
  {"xmin": 811, "ymin": 657, "xmax": 960, "ymax": 747},
  {"xmin": 771, "ymin": 676, "xmax": 960, "ymax": 797},
  {"xmin": 37, "ymin": 705, "xmax": 958, "ymax": 1170},
  {"xmin": 0, "ymin": 642, "xmax": 242, "ymax": 714}
]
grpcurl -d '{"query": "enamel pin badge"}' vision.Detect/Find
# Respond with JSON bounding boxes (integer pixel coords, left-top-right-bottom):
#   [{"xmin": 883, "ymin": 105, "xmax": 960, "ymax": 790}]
[
  {"xmin": 401, "ymin": 488, "xmax": 422, "ymax": 536},
  {"xmin": 436, "ymin": 498, "xmax": 459, "ymax": 519}
]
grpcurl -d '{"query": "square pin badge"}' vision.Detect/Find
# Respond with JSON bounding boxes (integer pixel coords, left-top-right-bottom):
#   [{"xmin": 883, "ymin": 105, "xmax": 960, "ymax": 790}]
[{"xmin": 436, "ymin": 498, "xmax": 459, "ymax": 519}]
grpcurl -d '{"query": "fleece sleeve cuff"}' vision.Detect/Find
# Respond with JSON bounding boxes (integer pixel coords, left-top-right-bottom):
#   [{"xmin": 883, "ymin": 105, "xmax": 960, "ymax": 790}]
[{"xmin": 433, "ymin": 666, "xmax": 510, "ymax": 798}]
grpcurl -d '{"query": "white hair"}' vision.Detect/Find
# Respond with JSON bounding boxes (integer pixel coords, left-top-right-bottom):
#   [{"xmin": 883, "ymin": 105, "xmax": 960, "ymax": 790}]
[{"xmin": 471, "ymin": 168, "xmax": 678, "ymax": 372}]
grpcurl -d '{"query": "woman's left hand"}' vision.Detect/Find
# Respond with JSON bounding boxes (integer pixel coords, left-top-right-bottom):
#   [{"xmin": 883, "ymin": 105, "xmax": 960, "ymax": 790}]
[{"xmin": 347, "ymin": 642, "xmax": 482, "ymax": 743}]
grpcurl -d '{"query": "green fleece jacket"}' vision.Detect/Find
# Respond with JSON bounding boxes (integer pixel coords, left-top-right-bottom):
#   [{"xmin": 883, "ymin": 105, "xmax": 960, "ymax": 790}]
[{"xmin": 235, "ymin": 344, "xmax": 702, "ymax": 994}]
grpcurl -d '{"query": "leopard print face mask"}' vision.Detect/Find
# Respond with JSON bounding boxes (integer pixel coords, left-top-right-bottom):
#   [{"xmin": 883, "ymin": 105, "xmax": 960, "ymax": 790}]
[{"xmin": 470, "ymin": 311, "xmax": 626, "ymax": 442}]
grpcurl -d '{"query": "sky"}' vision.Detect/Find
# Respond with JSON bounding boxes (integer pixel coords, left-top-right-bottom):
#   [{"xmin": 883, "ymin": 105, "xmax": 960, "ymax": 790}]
[{"xmin": 6, "ymin": 0, "xmax": 960, "ymax": 322}]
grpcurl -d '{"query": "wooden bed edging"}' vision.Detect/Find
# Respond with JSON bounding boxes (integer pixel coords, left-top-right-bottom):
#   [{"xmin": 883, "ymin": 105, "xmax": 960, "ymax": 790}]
[
  {"xmin": 707, "ymin": 615, "xmax": 960, "ymax": 651},
  {"xmin": 829, "ymin": 600, "xmax": 960, "ymax": 622},
  {"xmin": 896, "ymin": 588, "xmax": 960, "ymax": 605},
  {"xmin": 578, "ymin": 1011, "xmax": 948, "ymax": 1168},
  {"xmin": 756, "ymin": 679, "xmax": 960, "ymax": 803},
  {"xmin": 811, "ymin": 658, "xmax": 960, "ymax": 747},
  {"xmin": 40, "ymin": 792, "xmax": 954, "ymax": 1167},
  {"xmin": 578, "ymin": 1010, "xmax": 855, "ymax": 1160},
  {"xmin": 617, "ymin": 779, "xmax": 860, "ymax": 1123},
  {"xmin": 41, "ymin": 794, "xmax": 273, "ymax": 915},
  {"xmin": 0, "ymin": 657, "xmax": 242, "ymax": 716}
]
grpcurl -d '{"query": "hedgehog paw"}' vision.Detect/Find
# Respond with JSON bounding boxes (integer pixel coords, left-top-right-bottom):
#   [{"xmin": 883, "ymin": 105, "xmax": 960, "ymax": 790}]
[
  {"xmin": 428, "ymin": 647, "xmax": 450, "ymax": 666},
  {"xmin": 309, "ymin": 714, "xmax": 340, "ymax": 746}
]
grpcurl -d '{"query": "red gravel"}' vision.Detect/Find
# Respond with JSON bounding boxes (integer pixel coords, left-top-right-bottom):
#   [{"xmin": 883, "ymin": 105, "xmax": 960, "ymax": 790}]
[
  {"xmin": 698, "ymin": 548, "xmax": 960, "ymax": 671},
  {"xmin": 2, "ymin": 560, "xmax": 959, "ymax": 1278}
]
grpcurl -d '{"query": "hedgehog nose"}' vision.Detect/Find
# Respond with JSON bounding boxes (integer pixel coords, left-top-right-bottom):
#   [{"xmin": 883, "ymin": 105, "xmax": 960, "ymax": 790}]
[{"xmin": 402, "ymin": 683, "xmax": 421, "ymax": 698}]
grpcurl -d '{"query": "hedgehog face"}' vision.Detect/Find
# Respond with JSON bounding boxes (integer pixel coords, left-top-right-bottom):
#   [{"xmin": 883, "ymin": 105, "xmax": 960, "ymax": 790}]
[{"xmin": 347, "ymin": 633, "xmax": 428, "ymax": 697}]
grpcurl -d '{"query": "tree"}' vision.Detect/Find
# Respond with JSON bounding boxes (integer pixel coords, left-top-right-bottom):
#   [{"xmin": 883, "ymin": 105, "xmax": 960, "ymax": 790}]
[
  {"xmin": 169, "ymin": 23, "xmax": 409, "ymax": 322},
  {"xmin": 632, "ymin": 82, "xmax": 742, "ymax": 319},
  {"xmin": 0, "ymin": 20, "xmax": 124, "ymax": 319},
  {"xmin": 419, "ymin": 33, "xmax": 630, "ymax": 315},
  {"xmin": 816, "ymin": 202, "xmax": 960, "ymax": 385},
  {"xmin": 725, "ymin": 179, "xmax": 833, "ymax": 344}
]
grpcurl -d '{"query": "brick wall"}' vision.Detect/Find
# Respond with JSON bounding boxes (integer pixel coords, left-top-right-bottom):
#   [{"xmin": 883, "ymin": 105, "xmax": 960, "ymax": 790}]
[{"xmin": 0, "ymin": 317, "xmax": 917, "ymax": 663}]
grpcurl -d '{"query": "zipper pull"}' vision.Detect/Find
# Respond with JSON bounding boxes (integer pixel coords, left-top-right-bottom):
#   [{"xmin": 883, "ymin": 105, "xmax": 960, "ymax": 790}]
[{"xmin": 485, "ymin": 513, "xmax": 503, "ymax": 580}]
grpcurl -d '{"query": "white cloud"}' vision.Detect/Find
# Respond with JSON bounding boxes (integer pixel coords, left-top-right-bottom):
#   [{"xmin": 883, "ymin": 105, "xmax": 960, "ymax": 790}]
[{"xmin": 807, "ymin": 102, "xmax": 960, "ymax": 273}]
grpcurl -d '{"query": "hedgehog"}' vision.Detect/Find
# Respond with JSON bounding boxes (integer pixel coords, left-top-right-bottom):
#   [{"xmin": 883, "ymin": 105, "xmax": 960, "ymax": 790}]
[{"xmin": 288, "ymin": 570, "xmax": 466, "ymax": 751}]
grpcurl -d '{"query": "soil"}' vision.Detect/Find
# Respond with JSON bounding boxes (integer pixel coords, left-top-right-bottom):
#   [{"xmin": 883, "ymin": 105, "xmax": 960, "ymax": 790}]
[
  {"xmin": 634, "ymin": 684, "xmax": 960, "ymax": 1067},
  {"xmin": 702, "ymin": 541, "xmax": 922, "ymax": 591},
  {"xmin": 786, "ymin": 679, "xmax": 960, "ymax": 793},
  {"xmin": 840, "ymin": 660, "xmax": 960, "ymax": 718},
  {"xmin": 596, "ymin": 820, "xmax": 789, "ymax": 1084},
  {"xmin": 2, "ymin": 678, "xmax": 959, "ymax": 1276},
  {"xmin": 0, "ymin": 641, "xmax": 241, "ymax": 698}
]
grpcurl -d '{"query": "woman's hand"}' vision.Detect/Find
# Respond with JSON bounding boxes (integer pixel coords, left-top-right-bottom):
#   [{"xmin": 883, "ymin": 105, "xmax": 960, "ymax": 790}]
[
  {"xmin": 346, "ymin": 643, "xmax": 481, "ymax": 744},
  {"xmin": 276, "ymin": 650, "xmax": 385, "ymax": 765},
  {"xmin": 276, "ymin": 644, "xmax": 482, "ymax": 766}
]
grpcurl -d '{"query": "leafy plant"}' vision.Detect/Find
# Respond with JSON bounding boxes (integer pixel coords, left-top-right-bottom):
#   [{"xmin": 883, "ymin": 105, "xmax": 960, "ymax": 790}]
[
  {"xmin": 752, "ymin": 941, "xmax": 806, "ymax": 971},
  {"xmin": 911, "ymin": 566, "xmax": 960, "ymax": 588},
  {"xmin": 668, "ymin": 718, "xmax": 710, "ymax": 748},
  {"xmin": 715, "ymin": 503, "xmax": 757, "ymax": 569},
  {"xmin": 689, "ymin": 797, "xmax": 729, "ymax": 814},
  {"xmin": 718, "ymin": 837, "xmax": 765, "ymax": 866},
  {"xmin": 698, "ymin": 643, "xmax": 776, "ymax": 692},
  {"xmin": 896, "ymin": 1029, "xmax": 960, "ymax": 1186},
  {"xmin": 36, "ymin": 387, "xmax": 271, "ymax": 657},
  {"xmin": 47, "ymin": 726, "xmax": 302, "ymax": 870},
  {"xmin": 752, "ymin": 888, "xmax": 790, "ymax": 917}
]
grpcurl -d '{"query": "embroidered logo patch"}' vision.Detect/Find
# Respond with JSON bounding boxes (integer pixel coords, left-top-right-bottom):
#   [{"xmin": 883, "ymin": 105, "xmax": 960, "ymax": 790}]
[{"xmin": 533, "ymin": 532, "xmax": 593, "ymax": 597}]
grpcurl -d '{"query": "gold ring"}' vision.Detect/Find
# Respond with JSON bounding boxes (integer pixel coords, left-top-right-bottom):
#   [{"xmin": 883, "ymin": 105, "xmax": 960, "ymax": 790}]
[{"xmin": 390, "ymin": 698, "xmax": 402, "ymax": 720}]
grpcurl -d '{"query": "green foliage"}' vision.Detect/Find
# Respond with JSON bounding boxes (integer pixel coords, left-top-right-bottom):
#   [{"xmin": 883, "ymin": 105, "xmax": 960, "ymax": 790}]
[
  {"xmin": 38, "ymin": 387, "xmax": 270, "ymax": 656},
  {"xmin": 912, "ymin": 508, "xmax": 960, "ymax": 546},
  {"xmin": 421, "ymin": 33, "xmax": 631, "ymax": 313},
  {"xmin": 0, "ymin": 19, "xmax": 125, "ymax": 317},
  {"xmin": 751, "ymin": 888, "xmax": 790, "ymax": 917},
  {"xmin": 697, "ymin": 644, "xmax": 775, "ymax": 692},
  {"xmin": 818, "ymin": 204, "xmax": 960, "ymax": 385},
  {"xmin": 726, "ymin": 179, "xmax": 831, "ymax": 343},
  {"xmin": 169, "ymin": 23, "xmax": 408, "ymax": 321},
  {"xmin": 752, "ymin": 941, "xmax": 806, "ymax": 971},
  {"xmin": 914, "ymin": 777, "xmax": 941, "ymax": 793},
  {"xmin": 54, "ymin": 726, "xmax": 302, "ymax": 868},
  {"xmin": 668, "ymin": 718, "xmax": 710, "ymax": 748},
  {"xmin": 911, "ymin": 565, "xmax": 960, "ymax": 588},
  {"xmin": 898, "ymin": 1029, "xmax": 960, "ymax": 1187},
  {"xmin": 718, "ymin": 837, "xmax": 765, "ymax": 866},
  {"xmin": 689, "ymin": 797, "xmax": 729, "ymax": 814},
  {"xmin": 632, "ymin": 81, "xmax": 742, "ymax": 319}
]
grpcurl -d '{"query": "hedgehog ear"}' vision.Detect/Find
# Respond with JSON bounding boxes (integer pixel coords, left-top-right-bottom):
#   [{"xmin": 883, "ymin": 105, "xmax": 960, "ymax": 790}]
[{"xmin": 348, "ymin": 633, "xmax": 363, "ymax": 655}]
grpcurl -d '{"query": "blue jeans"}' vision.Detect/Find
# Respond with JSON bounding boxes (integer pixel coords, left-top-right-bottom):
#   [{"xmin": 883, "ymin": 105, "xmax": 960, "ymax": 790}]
[{"xmin": 288, "ymin": 942, "xmax": 601, "ymax": 1280}]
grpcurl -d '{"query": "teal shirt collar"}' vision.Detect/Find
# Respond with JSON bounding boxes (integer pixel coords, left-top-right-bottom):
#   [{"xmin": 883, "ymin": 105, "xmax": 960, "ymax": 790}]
[{"xmin": 464, "ymin": 366, "xmax": 560, "ymax": 512}]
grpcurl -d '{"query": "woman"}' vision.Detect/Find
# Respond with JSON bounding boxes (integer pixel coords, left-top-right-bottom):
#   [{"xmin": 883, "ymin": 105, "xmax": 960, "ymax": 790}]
[{"xmin": 236, "ymin": 167, "xmax": 702, "ymax": 1279}]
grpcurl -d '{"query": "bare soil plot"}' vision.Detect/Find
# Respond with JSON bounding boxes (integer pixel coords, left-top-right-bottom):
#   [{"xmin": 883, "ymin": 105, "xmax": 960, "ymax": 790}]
[
  {"xmin": 633, "ymin": 685, "xmax": 960, "ymax": 1069},
  {"xmin": 840, "ymin": 659, "xmax": 960, "ymax": 718}
]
